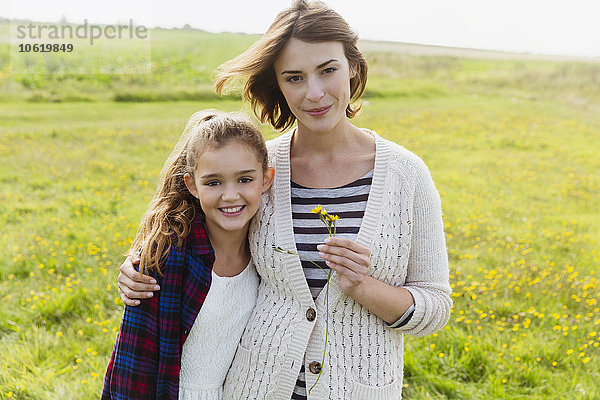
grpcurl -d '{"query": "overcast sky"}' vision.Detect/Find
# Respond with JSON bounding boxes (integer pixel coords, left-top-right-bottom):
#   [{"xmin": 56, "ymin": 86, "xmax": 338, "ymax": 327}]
[{"xmin": 5, "ymin": 0, "xmax": 600, "ymax": 57}]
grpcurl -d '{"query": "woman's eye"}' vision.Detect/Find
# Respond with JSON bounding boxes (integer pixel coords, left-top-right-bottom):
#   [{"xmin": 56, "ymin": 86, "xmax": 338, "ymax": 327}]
[
  {"xmin": 205, "ymin": 181, "xmax": 220, "ymax": 186},
  {"xmin": 287, "ymin": 75, "xmax": 301, "ymax": 83},
  {"xmin": 323, "ymin": 67, "xmax": 336, "ymax": 74}
]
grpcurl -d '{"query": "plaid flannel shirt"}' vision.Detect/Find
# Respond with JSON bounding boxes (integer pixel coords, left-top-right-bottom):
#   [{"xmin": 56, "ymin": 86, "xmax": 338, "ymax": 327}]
[{"xmin": 102, "ymin": 216, "xmax": 214, "ymax": 399}]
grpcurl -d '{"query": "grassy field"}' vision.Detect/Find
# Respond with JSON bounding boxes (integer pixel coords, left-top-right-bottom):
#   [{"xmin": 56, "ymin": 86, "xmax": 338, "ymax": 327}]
[{"xmin": 1, "ymin": 24, "xmax": 599, "ymax": 399}]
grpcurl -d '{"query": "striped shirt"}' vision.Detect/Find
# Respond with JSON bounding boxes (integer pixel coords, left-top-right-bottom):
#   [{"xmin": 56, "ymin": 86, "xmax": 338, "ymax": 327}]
[{"xmin": 290, "ymin": 170, "xmax": 373, "ymax": 400}]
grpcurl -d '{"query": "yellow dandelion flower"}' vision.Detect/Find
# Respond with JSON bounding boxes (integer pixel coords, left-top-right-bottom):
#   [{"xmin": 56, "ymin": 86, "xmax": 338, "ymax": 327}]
[
  {"xmin": 311, "ymin": 205, "xmax": 323, "ymax": 214},
  {"xmin": 325, "ymin": 213, "xmax": 340, "ymax": 222}
]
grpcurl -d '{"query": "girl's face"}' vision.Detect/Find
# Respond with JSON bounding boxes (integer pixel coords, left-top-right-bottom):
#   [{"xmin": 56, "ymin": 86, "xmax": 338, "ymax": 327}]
[
  {"xmin": 274, "ymin": 38, "xmax": 356, "ymax": 136},
  {"xmin": 184, "ymin": 141, "xmax": 274, "ymax": 237}
]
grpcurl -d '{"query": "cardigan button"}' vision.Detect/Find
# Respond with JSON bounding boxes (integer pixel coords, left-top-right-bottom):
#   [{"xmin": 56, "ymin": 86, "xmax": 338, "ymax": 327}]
[
  {"xmin": 183, "ymin": 329, "xmax": 189, "ymax": 335},
  {"xmin": 308, "ymin": 361, "xmax": 322, "ymax": 374},
  {"xmin": 306, "ymin": 308, "xmax": 316, "ymax": 322}
]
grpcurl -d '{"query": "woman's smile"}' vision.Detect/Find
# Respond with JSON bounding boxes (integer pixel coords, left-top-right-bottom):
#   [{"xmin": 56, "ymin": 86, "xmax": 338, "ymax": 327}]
[{"xmin": 305, "ymin": 105, "xmax": 332, "ymax": 117}]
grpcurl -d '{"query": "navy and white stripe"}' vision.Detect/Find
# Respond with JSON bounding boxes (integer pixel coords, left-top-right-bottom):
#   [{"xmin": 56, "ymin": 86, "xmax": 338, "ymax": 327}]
[
  {"xmin": 290, "ymin": 170, "xmax": 373, "ymax": 399},
  {"xmin": 291, "ymin": 171, "xmax": 373, "ymax": 299}
]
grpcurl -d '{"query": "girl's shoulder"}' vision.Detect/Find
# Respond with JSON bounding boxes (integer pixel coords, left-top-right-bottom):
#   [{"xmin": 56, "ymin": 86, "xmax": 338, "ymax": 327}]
[
  {"xmin": 162, "ymin": 215, "xmax": 213, "ymax": 265},
  {"xmin": 185, "ymin": 214, "xmax": 213, "ymax": 256}
]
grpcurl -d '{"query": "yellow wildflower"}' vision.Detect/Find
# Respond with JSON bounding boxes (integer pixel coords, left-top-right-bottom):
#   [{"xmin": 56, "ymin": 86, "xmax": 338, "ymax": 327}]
[{"xmin": 325, "ymin": 213, "xmax": 340, "ymax": 222}]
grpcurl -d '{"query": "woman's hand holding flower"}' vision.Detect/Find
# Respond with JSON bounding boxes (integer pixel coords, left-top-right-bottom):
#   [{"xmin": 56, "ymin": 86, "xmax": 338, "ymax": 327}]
[{"xmin": 317, "ymin": 237, "xmax": 370, "ymax": 296}]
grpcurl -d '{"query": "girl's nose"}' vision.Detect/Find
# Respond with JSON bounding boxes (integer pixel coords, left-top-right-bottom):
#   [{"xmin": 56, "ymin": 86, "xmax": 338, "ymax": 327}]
[{"xmin": 221, "ymin": 185, "xmax": 240, "ymax": 201}]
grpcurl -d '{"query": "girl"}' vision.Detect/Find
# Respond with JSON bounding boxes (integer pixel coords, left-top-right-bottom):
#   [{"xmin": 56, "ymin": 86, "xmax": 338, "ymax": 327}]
[
  {"xmin": 102, "ymin": 110, "xmax": 274, "ymax": 399},
  {"xmin": 118, "ymin": 1, "xmax": 452, "ymax": 398}
]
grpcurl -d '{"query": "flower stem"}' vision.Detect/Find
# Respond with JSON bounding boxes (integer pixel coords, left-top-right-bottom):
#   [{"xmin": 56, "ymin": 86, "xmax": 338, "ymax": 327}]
[
  {"xmin": 274, "ymin": 205, "xmax": 339, "ymax": 394},
  {"xmin": 273, "ymin": 248, "xmax": 333, "ymax": 394},
  {"xmin": 308, "ymin": 267, "xmax": 332, "ymax": 394}
]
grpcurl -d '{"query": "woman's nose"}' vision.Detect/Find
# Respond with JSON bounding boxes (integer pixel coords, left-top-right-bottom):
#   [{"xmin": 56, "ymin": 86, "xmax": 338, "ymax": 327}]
[{"xmin": 305, "ymin": 77, "xmax": 325, "ymax": 102}]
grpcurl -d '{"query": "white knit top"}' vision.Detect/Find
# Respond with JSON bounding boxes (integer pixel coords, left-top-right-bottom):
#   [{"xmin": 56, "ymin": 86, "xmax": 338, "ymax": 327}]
[
  {"xmin": 223, "ymin": 129, "xmax": 452, "ymax": 400},
  {"xmin": 179, "ymin": 262, "xmax": 259, "ymax": 400}
]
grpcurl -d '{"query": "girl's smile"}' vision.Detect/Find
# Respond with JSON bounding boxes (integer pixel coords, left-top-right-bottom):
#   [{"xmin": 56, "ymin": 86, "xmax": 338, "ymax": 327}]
[{"xmin": 219, "ymin": 205, "xmax": 245, "ymax": 216}]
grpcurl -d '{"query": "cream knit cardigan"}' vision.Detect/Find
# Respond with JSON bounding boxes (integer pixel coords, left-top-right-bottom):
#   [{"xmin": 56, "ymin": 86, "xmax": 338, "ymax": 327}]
[{"xmin": 222, "ymin": 130, "xmax": 452, "ymax": 400}]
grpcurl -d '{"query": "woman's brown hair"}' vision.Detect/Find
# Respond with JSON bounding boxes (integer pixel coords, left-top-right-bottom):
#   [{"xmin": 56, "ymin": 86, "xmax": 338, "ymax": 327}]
[
  {"xmin": 215, "ymin": 0, "xmax": 368, "ymax": 132},
  {"xmin": 129, "ymin": 110, "xmax": 268, "ymax": 275}
]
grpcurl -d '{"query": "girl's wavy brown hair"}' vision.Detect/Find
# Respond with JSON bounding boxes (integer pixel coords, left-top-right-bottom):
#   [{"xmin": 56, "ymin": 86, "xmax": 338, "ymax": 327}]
[
  {"xmin": 128, "ymin": 110, "xmax": 268, "ymax": 275},
  {"xmin": 214, "ymin": 0, "xmax": 368, "ymax": 132}
]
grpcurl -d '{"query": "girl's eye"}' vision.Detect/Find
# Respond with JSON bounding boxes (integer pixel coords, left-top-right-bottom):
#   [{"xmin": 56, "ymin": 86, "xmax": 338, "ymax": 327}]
[
  {"xmin": 205, "ymin": 181, "xmax": 220, "ymax": 186},
  {"xmin": 287, "ymin": 75, "xmax": 302, "ymax": 83},
  {"xmin": 239, "ymin": 177, "xmax": 253, "ymax": 184},
  {"xmin": 323, "ymin": 67, "xmax": 337, "ymax": 74}
]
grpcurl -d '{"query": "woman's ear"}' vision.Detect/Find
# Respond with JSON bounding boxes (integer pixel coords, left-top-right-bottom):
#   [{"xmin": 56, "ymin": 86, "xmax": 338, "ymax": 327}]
[
  {"xmin": 184, "ymin": 173, "xmax": 198, "ymax": 198},
  {"xmin": 349, "ymin": 61, "xmax": 358, "ymax": 79},
  {"xmin": 262, "ymin": 167, "xmax": 275, "ymax": 192}
]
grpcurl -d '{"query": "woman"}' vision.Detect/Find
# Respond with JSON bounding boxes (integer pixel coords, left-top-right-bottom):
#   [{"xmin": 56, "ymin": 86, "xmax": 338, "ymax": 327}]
[{"xmin": 117, "ymin": 1, "xmax": 451, "ymax": 398}]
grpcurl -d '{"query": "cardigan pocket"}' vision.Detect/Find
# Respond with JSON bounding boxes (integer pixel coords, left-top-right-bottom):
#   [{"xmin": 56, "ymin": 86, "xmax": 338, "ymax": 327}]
[
  {"xmin": 223, "ymin": 343, "xmax": 251, "ymax": 400},
  {"xmin": 351, "ymin": 377, "xmax": 402, "ymax": 400}
]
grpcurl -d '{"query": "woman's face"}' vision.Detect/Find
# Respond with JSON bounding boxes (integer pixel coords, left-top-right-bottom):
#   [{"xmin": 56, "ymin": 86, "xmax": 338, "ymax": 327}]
[{"xmin": 273, "ymin": 38, "xmax": 355, "ymax": 136}]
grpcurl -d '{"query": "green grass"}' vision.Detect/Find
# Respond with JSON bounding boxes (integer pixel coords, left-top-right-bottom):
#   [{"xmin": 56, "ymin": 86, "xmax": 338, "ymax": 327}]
[{"xmin": 0, "ymin": 25, "xmax": 599, "ymax": 399}]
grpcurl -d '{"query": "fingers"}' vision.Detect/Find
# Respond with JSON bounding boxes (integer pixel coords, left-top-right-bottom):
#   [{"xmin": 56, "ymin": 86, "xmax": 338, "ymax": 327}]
[
  {"xmin": 317, "ymin": 242, "xmax": 370, "ymax": 268},
  {"xmin": 119, "ymin": 271, "xmax": 159, "ymax": 292},
  {"xmin": 324, "ymin": 237, "xmax": 370, "ymax": 256},
  {"xmin": 321, "ymin": 252, "xmax": 367, "ymax": 277},
  {"xmin": 117, "ymin": 272, "xmax": 159, "ymax": 298},
  {"xmin": 118, "ymin": 287, "xmax": 141, "ymax": 306},
  {"xmin": 120, "ymin": 256, "xmax": 158, "ymax": 284},
  {"xmin": 317, "ymin": 239, "xmax": 370, "ymax": 285},
  {"xmin": 326, "ymin": 260, "xmax": 365, "ymax": 281},
  {"xmin": 116, "ymin": 256, "xmax": 160, "ymax": 305}
]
